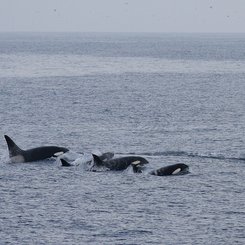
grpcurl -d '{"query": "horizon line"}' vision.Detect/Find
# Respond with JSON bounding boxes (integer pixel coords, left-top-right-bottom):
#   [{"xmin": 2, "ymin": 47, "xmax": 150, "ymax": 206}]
[{"xmin": 0, "ymin": 31, "xmax": 245, "ymax": 34}]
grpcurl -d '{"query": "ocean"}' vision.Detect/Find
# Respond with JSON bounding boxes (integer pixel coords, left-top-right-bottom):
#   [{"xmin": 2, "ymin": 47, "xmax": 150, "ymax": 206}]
[{"xmin": 0, "ymin": 32, "xmax": 245, "ymax": 244}]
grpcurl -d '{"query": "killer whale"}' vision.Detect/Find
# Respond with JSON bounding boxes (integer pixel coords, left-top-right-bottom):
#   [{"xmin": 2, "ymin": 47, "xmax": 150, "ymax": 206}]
[
  {"xmin": 4, "ymin": 135, "xmax": 69, "ymax": 163},
  {"xmin": 91, "ymin": 154, "xmax": 149, "ymax": 171},
  {"xmin": 149, "ymin": 163, "xmax": 189, "ymax": 176}
]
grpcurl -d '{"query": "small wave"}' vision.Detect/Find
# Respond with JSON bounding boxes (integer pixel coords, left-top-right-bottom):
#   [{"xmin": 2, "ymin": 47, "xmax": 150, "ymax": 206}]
[
  {"xmin": 0, "ymin": 154, "xmax": 11, "ymax": 164},
  {"xmin": 116, "ymin": 151, "xmax": 245, "ymax": 161},
  {"xmin": 116, "ymin": 151, "xmax": 197, "ymax": 157},
  {"xmin": 1, "ymin": 54, "xmax": 245, "ymax": 78}
]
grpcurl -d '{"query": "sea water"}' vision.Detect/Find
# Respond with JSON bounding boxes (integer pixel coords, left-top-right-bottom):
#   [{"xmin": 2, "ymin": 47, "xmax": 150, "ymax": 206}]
[{"xmin": 0, "ymin": 33, "xmax": 245, "ymax": 244}]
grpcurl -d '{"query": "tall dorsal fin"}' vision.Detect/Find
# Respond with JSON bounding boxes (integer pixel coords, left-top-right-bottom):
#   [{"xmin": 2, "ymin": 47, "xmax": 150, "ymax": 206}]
[
  {"xmin": 92, "ymin": 154, "xmax": 104, "ymax": 166},
  {"xmin": 4, "ymin": 135, "xmax": 23, "ymax": 157}
]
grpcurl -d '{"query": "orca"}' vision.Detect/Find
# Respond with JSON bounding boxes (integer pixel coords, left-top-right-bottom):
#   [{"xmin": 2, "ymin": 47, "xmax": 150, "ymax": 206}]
[
  {"xmin": 4, "ymin": 135, "xmax": 69, "ymax": 163},
  {"xmin": 92, "ymin": 154, "xmax": 149, "ymax": 171},
  {"xmin": 149, "ymin": 163, "xmax": 189, "ymax": 176}
]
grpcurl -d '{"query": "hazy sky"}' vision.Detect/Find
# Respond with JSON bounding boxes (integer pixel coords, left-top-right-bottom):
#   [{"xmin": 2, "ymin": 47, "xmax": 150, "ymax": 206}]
[{"xmin": 1, "ymin": 0, "xmax": 245, "ymax": 33}]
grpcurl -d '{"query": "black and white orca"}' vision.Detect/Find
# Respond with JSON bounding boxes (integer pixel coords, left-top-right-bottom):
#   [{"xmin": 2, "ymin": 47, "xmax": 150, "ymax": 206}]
[
  {"xmin": 4, "ymin": 135, "xmax": 69, "ymax": 163},
  {"xmin": 91, "ymin": 154, "xmax": 149, "ymax": 171},
  {"xmin": 149, "ymin": 163, "xmax": 189, "ymax": 176}
]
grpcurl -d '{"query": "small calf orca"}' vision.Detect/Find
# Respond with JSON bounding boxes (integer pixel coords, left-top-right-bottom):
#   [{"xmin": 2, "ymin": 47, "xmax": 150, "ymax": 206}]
[
  {"xmin": 4, "ymin": 135, "xmax": 69, "ymax": 163},
  {"xmin": 92, "ymin": 154, "xmax": 149, "ymax": 171},
  {"xmin": 149, "ymin": 163, "xmax": 189, "ymax": 176}
]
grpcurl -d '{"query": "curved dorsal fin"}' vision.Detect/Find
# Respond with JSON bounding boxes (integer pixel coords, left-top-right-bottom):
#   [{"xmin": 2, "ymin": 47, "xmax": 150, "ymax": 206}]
[
  {"xmin": 92, "ymin": 154, "xmax": 104, "ymax": 166},
  {"xmin": 4, "ymin": 135, "xmax": 23, "ymax": 157},
  {"xmin": 60, "ymin": 158, "xmax": 72, "ymax": 167}
]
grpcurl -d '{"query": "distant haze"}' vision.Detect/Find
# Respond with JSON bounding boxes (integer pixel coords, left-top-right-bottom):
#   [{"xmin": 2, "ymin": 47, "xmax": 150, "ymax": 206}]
[{"xmin": 1, "ymin": 0, "xmax": 245, "ymax": 33}]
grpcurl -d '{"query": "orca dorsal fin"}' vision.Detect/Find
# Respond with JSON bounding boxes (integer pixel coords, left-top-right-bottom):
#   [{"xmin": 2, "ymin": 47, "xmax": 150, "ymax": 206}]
[
  {"xmin": 100, "ymin": 152, "xmax": 114, "ymax": 161},
  {"xmin": 92, "ymin": 154, "xmax": 104, "ymax": 166},
  {"xmin": 60, "ymin": 159, "xmax": 72, "ymax": 167},
  {"xmin": 4, "ymin": 135, "xmax": 23, "ymax": 157}
]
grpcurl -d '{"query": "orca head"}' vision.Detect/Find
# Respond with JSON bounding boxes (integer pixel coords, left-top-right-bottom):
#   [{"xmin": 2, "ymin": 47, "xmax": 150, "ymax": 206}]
[
  {"xmin": 162, "ymin": 163, "xmax": 189, "ymax": 176},
  {"xmin": 4, "ymin": 135, "xmax": 25, "ymax": 163},
  {"xmin": 176, "ymin": 163, "xmax": 189, "ymax": 175},
  {"xmin": 170, "ymin": 163, "xmax": 189, "ymax": 175},
  {"xmin": 138, "ymin": 157, "xmax": 149, "ymax": 165}
]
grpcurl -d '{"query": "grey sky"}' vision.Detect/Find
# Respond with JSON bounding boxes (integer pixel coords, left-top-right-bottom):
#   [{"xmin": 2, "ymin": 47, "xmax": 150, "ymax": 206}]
[{"xmin": 1, "ymin": 0, "xmax": 245, "ymax": 33}]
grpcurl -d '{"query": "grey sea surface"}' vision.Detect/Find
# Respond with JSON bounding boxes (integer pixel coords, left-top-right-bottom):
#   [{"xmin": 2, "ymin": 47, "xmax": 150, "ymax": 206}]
[{"xmin": 0, "ymin": 33, "xmax": 245, "ymax": 244}]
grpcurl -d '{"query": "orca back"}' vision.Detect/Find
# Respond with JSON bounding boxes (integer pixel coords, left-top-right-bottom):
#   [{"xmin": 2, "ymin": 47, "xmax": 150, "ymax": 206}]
[
  {"xmin": 24, "ymin": 146, "xmax": 69, "ymax": 162},
  {"xmin": 107, "ymin": 156, "xmax": 149, "ymax": 171}
]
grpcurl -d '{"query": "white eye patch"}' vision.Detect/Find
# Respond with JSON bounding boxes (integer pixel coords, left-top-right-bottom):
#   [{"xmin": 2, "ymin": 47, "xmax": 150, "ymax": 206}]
[
  {"xmin": 131, "ymin": 160, "xmax": 141, "ymax": 165},
  {"xmin": 172, "ymin": 168, "xmax": 181, "ymax": 175},
  {"xmin": 54, "ymin": 151, "xmax": 64, "ymax": 157}
]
